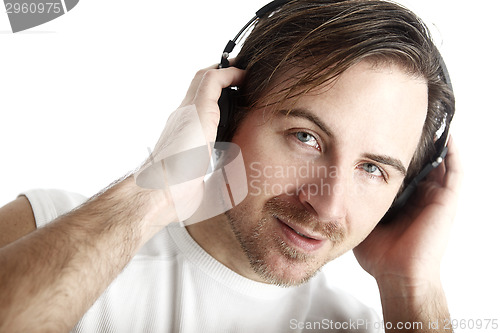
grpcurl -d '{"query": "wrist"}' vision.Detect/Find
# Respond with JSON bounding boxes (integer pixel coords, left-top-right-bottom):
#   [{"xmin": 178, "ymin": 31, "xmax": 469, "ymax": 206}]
[
  {"xmin": 105, "ymin": 175, "xmax": 178, "ymax": 240},
  {"xmin": 377, "ymin": 273, "xmax": 443, "ymax": 302},
  {"xmin": 377, "ymin": 274, "xmax": 450, "ymax": 332}
]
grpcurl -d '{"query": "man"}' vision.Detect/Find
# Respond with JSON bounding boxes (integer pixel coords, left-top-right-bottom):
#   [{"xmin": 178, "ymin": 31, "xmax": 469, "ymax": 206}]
[{"xmin": 0, "ymin": 0, "xmax": 462, "ymax": 332}]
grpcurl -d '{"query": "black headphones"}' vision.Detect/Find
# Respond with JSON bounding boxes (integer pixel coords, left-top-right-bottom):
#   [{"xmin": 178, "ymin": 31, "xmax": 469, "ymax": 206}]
[{"xmin": 216, "ymin": 0, "xmax": 454, "ymax": 217}]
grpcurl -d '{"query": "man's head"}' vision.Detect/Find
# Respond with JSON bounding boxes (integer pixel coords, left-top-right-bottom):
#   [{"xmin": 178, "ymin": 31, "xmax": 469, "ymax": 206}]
[
  {"xmin": 216, "ymin": 0, "xmax": 454, "ymax": 287},
  {"xmin": 224, "ymin": 0, "xmax": 453, "ymax": 189}
]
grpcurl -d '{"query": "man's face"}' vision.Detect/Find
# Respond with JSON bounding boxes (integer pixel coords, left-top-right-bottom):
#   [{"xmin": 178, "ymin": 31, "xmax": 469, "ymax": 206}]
[{"xmin": 225, "ymin": 61, "xmax": 428, "ymax": 287}]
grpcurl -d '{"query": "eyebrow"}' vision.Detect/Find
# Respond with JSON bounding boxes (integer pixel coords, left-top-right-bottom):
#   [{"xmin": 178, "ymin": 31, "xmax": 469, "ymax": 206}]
[
  {"xmin": 277, "ymin": 108, "xmax": 407, "ymax": 177},
  {"xmin": 277, "ymin": 108, "xmax": 333, "ymax": 137},
  {"xmin": 363, "ymin": 153, "xmax": 407, "ymax": 177}
]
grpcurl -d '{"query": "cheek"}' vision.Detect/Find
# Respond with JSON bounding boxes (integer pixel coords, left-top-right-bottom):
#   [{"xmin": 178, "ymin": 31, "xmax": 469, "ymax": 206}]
[
  {"xmin": 345, "ymin": 184, "xmax": 399, "ymax": 237},
  {"xmin": 235, "ymin": 130, "xmax": 300, "ymax": 197}
]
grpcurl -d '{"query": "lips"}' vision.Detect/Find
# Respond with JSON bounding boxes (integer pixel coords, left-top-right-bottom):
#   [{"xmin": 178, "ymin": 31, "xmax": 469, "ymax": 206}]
[{"xmin": 275, "ymin": 216, "xmax": 326, "ymax": 252}]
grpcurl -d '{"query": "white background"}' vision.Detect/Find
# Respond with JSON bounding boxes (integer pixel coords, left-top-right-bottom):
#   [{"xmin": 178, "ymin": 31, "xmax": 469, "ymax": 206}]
[{"xmin": 1, "ymin": 0, "xmax": 499, "ymax": 331}]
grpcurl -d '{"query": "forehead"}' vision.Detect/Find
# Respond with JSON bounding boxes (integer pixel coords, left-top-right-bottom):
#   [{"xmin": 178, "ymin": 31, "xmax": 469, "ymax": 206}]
[{"xmin": 265, "ymin": 61, "xmax": 429, "ymax": 166}]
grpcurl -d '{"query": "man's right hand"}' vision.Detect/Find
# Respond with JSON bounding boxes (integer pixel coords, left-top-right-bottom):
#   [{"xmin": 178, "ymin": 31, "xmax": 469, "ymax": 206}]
[{"xmin": 0, "ymin": 64, "xmax": 245, "ymax": 333}]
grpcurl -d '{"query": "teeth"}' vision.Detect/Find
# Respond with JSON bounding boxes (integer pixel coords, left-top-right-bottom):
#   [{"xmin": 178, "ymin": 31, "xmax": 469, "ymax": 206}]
[
  {"xmin": 276, "ymin": 216, "xmax": 314, "ymax": 239},
  {"xmin": 294, "ymin": 230, "xmax": 309, "ymax": 238}
]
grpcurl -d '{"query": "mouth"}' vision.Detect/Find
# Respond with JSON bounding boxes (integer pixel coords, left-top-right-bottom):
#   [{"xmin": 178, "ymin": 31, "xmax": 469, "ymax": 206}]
[{"xmin": 274, "ymin": 216, "xmax": 326, "ymax": 252}]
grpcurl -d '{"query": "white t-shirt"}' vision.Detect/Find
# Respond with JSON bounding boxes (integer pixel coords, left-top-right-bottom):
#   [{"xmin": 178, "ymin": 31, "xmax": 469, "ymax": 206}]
[{"xmin": 22, "ymin": 189, "xmax": 381, "ymax": 333}]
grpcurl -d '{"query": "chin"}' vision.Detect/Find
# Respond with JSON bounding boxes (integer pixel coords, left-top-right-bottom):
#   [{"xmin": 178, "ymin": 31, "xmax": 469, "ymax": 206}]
[
  {"xmin": 245, "ymin": 229, "xmax": 334, "ymax": 287},
  {"xmin": 255, "ymin": 254, "xmax": 325, "ymax": 287}
]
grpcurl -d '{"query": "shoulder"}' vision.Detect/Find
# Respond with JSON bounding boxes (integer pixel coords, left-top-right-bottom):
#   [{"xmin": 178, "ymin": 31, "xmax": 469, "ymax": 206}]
[
  {"xmin": 0, "ymin": 188, "xmax": 86, "ymax": 248},
  {"xmin": 22, "ymin": 189, "xmax": 88, "ymax": 228},
  {"xmin": 0, "ymin": 195, "xmax": 36, "ymax": 247}
]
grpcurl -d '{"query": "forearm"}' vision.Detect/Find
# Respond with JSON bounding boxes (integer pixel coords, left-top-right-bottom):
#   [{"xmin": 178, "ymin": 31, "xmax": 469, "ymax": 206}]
[
  {"xmin": 0, "ymin": 176, "xmax": 176, "ymax": 332},
  {"xmin": 378, "ymin": 275, "xmax": 452, "ymax": 332}
]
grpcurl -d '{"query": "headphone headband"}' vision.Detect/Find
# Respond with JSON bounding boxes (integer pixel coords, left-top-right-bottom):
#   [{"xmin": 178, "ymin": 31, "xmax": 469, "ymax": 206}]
[{"xmin": 219, "ymin": 0, "xmax": 291, "ymax": 69}]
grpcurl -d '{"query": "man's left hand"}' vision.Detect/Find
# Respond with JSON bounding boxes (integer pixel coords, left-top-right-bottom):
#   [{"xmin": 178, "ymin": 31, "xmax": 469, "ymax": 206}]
[{"xmin": 353, "ymin": 136, "xmax": 463, "ymax": 285}]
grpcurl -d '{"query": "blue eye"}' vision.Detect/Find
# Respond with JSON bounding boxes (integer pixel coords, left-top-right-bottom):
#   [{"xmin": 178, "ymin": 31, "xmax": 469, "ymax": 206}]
[
  {"xmin": 361, "ymin": 163, "xmax": 383, "ymax": 177},
  {"xmin": 295, "ymin": 132, "xmax": 319, "ymax": 149}
]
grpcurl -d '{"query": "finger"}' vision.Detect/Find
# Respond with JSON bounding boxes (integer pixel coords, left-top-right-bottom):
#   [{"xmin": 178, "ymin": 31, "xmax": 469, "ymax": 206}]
[
  {"xmin": 443, "ymin": 135, "xmax": 464, "ymax": 193},
  {"xmin": 180, "ymin": 65, "xmax": 245, "ymax": 109},
  {"xmin": 194, "ymin": 67, "xmax": 246, "ymax": 106},
  {"xmin": 195, "ymin": 67, "xmax": 246, "ymax": 142},
  {"xmin": 180, "ymin": 63, "xmax": 220, "ymax": 107}
]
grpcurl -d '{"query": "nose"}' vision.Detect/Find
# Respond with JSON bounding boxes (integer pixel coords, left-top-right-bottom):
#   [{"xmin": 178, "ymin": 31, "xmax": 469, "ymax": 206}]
[{"xmin": 297, "ymin": 169, "xmax": 347, "ymax": 222}]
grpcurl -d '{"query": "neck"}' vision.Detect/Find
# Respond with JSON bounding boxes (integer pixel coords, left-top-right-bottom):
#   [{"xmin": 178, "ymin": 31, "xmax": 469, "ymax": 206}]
[{"xmin": 185, "ymin": 215, "xmax": 264, "ymax": 282}]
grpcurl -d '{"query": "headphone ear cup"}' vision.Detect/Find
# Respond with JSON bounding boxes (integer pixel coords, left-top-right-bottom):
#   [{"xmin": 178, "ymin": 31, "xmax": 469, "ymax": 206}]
[
  {"xmin": 380, "ymin": 144, "xmax": 449, "ymax": 224},
  {"xmin": 216, "ymin": 87, "xmax": 237, "ymax": 143},
  {"xmin": 380, "ymin": 186, "xmax": 413, "ymax": 224}
]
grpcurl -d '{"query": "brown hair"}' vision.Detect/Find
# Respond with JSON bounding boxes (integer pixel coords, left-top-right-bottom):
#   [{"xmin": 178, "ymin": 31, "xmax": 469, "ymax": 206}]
[{"xmin": 226, "ymin": 0, "xmax": 454, "ymax": 190}]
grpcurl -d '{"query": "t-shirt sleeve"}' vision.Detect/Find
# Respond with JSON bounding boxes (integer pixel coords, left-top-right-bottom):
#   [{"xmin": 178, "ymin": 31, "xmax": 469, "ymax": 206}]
[{"xmin": 20, "ymin": 189, "xmax": 88, "ymax": 228}]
